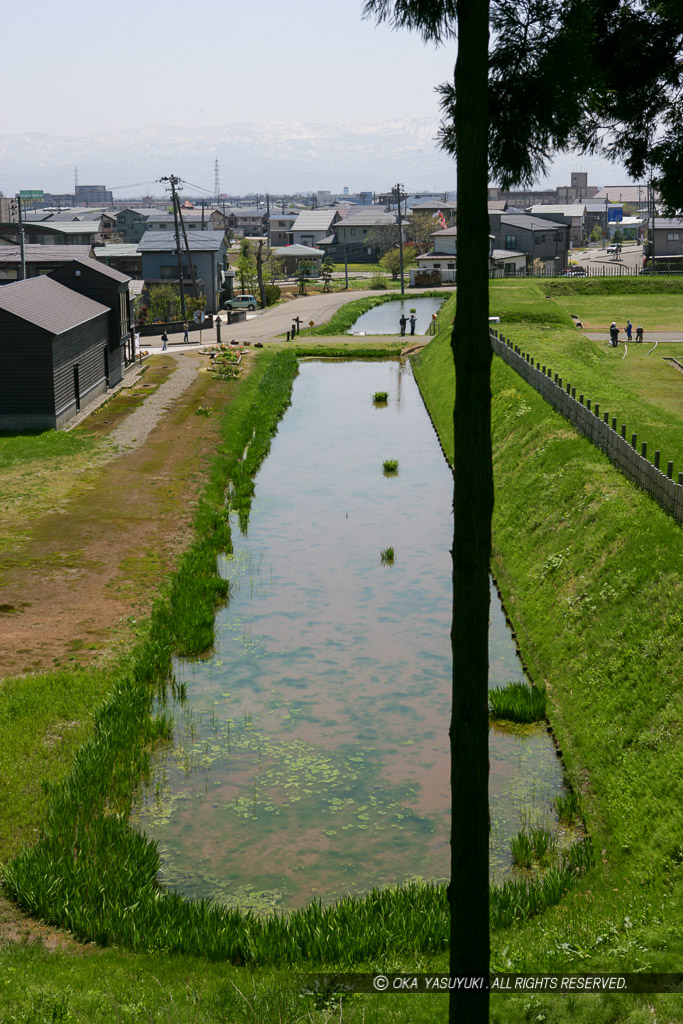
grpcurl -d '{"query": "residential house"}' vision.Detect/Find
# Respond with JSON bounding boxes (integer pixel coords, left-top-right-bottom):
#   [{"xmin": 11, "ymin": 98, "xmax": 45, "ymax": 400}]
[
  {"xmin": 0, "ymin": 276, "xmax": 115, "ymax": 429},
  {"xmin": 3, "ymin": 221, "xmax": 104, "ymax": 247},
  {"xmin": 290, "ymin": 210, "xmax": 341, "ymax": 248},
  {"xmin": 269, "ymin": 213, "xmax": 297, "ymax": 247},
  {"xmin": 93, "ymin": 244, "xmax": 143, "ymax": 278},
  {"xmin": 653, "ymin": 218, "xmax": 683, "ymax": 256},
  {"xmin": 488, "ymin": 213, "xmax": 569, "ymax": 271},
  {"xmin": 409, "ymin": 200, "xmax": 458, "ymax": 226},
  {"xmin": 414, "ymin": 227, "xmax": 457, "ymax": 282},
  {"xmin": 272, "ymin": 244, "xmax": 324, "ymax": 277},
  {"xmin": 138, "ymin": 230, "xmax": 228, "ymax": 313},
  {"xmin": 528, "ymin": 204, "xmax": 587, "ymax": 247},
  {"xmin": 0, "ymin": 245, "xmax": 94, "ymax": 283},
  {"xmin": 115, "ymin": 208, "xmax": 165, "ymax": 243},
  {"xmin": 224, "ymin": 207, "xmax": 269, "ymax": 238},
  {"xmin": 49, "ymin": 258, "xmax": 134, "ymax": 367}
]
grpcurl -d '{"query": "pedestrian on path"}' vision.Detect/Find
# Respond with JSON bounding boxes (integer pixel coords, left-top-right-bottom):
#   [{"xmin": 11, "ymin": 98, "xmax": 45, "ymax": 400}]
[
  {"xmin": 183, "ymin": 321, "xmax": 189, "ymax": 342},
  {"xmin": 399, "ymin": 314, "xmax": 407, "ymax": 336},
  {"xmin": 636, "ymin": 325, "xmax": 644, "ymax": 343},
  {"xmin": 161, "ymin": 331, "xmax": 168, "ymax": 351},
  {"xmin": 625, "ymin": 319, "xmax": 632, "ymax": 341},
  {"xmin": 609, "ymin": 322, "xmax": 619, "ymax": 348},
  {"xmin": 409, "ymin": 314, "xmax": 416, "ymax": 336}
]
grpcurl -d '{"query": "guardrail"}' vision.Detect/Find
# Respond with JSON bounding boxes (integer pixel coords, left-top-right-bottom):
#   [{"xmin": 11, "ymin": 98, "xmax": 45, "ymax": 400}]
[{"xmin": 491, "ymin": 330, "xmax": 683, "ymax": 525}]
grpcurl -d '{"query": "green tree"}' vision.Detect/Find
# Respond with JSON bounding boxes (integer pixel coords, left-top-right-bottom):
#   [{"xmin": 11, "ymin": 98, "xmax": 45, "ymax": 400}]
[
  {"xmin": 380, "ymin": 247, "xmax": 403, "ymax": 280},
  {"xmin": 298, "ymin": 260, "xmax": 313, "ymax": 295},
  {"xmin": 236, "ymin": 241, "xmax": 257, "ymax": 293},
  {"xmin": 364, "ymin": 4, "xmax": 683, "ymax": 1023},
  {"xmin": 405, "ymin": 209, "xmax": 440, "ymax": 252},
  {"xmin": 321, "ymin": 256, "xmax": 335, "ymax": 292},
  {"xmin": 590, "ymin": 223, "xmax": 604, "ymax": 243},
  {"xmin": 146, "ymin": 283, "xmax": 180, "ymax": 322}
]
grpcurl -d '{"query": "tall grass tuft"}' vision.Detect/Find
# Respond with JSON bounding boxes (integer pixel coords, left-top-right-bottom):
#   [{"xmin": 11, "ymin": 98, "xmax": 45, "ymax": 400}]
[
  {"xmin": 380, "ymin": 547, "xmax": 395, "ymax": 565},
  {"xmin": 489, "ymin": 680, "xmax": 547, "ymax": 722},
  {"xmin": 383, "ymin": 459, "xmax": 398, "ymax": 475},
  {"xmin": 373, "ymin": 391, "xmax": 388, "ymax": 404},
  {"xmin": 555, "ymin": 788, "xmax": 583, "ymax": 825}
]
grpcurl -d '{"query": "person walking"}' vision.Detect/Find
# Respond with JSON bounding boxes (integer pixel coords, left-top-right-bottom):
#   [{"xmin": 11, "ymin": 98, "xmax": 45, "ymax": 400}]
[
  {"xmin": 399, "ymin": 314, "xmax": 407, "ymax": 337},
  {"xmin": 635, "ymin": 325, "xmax": 644, "ymax": 343},
  {"xmin": 625, "ymin": 319, "xmax": 633, "ymax": 342},
  {"xmin": 183, "ymin": 321, "xmax": 189, "ymax": 342},
  {"xmin": 409, "ymin": 313, "xmax": 416, "ymax": 336},
  {"xmin": 161, "ymin": 330, "xmax": 168, "ymax": 351},
  {"xmin": 609, "ymin": 322, "xmax": 619, "ymax": 348}
]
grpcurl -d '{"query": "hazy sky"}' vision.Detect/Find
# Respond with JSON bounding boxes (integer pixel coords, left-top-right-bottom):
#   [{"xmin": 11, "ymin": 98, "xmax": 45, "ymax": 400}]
[{"xmin": 1, "ymin": 0, "xmax": 633, "ymax": 193}]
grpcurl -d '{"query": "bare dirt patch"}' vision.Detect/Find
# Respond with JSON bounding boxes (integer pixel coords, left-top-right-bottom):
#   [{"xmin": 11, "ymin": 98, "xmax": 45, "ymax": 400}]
[{"xmin": 0, "ymin": 352, "xmax": 253, "ymax": 678}]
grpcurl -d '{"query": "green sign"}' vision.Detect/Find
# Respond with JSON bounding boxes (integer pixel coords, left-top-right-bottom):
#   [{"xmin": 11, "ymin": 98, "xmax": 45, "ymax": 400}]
[{"xmin": 19, "ymin": 190, "xmax": 44, "ymax": 200}]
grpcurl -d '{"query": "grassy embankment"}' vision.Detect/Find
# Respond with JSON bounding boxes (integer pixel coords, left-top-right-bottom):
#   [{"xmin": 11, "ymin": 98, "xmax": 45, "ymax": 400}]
[
  {"xmin": 1, "ymin": 284, "xmax": 680, "ymax": 1021},
  {"xmin": 413, "ymin": 277, "xmax": 682, "ymax": 1022}
]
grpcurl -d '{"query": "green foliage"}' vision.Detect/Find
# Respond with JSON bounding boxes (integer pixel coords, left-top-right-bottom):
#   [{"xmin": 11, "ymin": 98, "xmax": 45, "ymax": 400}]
[
  {"xmin": 380, "ymin": 547, "xmax": 395, "ymax": 564},
  {"xmin": 373, "ymin": 391, "xmax": 388, "ymax": 403},
  {"xmin": 380, "ymin": 248, "xmax": 403, "ymax": 279},
  {"xmin": 368, "ymin": 273, "xmax": 388, "ymax": 289},
  {"xmin": 146, "ymin": 283, "xmax": 181, "ymax": 323},
  {"xmin": 236, "ymin": 241, "xmax": 257, "ymax": 293},
  {"xmin": 489, "ymin": 680, "xmax": 547, "ymax": 722},
  {"xmin": 383, "ymin": 459, "xmax": 399, "ymax": 474},
  {"xmin": 263, "ymin": 283, "xmax": 281, "ymax": 306}
]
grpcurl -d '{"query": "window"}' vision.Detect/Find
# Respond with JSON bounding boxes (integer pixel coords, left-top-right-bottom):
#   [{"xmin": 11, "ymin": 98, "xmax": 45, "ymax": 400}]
[
  {"xmin": 350, "ymin": 228, "xmax": 355, "ymax": 236},
  {"xmin": 505, "ymin": 234, "xmax": 516, "ymax": 249},
  {"xmin": 667, "ymin": 232, "xmax": 680, "ymax": 240}
]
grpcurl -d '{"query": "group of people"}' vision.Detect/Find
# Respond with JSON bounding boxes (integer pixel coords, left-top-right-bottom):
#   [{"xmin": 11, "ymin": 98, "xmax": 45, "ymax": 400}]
[
  {"xmin": 399, "ymin": 313, "xmax": 417, "ymax": 337},
  {"xmin": 160, "ymin": 322, "xmax": 190, "ymax": 351},
  {"xmin": 609, "ymin": 320, "xmax": 644, "ymax": 347}
]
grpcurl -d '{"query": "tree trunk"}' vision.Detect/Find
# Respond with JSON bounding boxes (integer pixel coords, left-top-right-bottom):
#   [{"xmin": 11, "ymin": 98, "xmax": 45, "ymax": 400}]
[{"xmin": 449, "ymin": 0, "xmax": 491, "ymax": 1021}]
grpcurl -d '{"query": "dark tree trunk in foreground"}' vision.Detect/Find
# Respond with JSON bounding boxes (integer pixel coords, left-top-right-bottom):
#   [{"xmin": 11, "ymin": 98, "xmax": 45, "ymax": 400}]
[{"xmin": 449, "ymin": 1, "xmax": 491, "ymax": 1020}]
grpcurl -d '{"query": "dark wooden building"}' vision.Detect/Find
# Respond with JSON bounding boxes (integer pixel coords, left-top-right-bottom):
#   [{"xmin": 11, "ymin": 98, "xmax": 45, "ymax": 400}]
[
  {"xmin": 49, "ymin": 258, "xmax": 134, "ymax": 366},
  {"xmin": 0, "ymin": 276, "xmax": 115, "ymax": 430}
]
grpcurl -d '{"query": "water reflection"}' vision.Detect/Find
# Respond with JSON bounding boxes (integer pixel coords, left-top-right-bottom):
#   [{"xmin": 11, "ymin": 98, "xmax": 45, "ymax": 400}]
[
  {"xmin": 132, "ymin": 360, "xmax": 563, "ymax": 911},
  {"xmin": 349, "ymin": 297, "xmax": 445, "ymax": 335}
]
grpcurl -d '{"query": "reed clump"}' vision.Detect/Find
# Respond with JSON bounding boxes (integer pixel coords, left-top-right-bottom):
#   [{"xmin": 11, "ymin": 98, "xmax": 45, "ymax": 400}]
[
  {"xmin": 383, "ymin": 459, "xmax": 398, "ymax": 475},
  {"xmin": 373, "ymin": 391, "xmax": 388, "ymax": 404},
  {"xmin": 380, "ymin": 547, "xmax": 395, "ymax": 564},
  {"xmin": 489, "ymin": 680, "xmax": 547, "ymax": 722}
]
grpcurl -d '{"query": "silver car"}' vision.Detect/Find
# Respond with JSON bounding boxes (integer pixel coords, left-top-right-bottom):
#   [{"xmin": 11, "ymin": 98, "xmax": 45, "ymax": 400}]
[{"xmin": 224, "ymin": 294, "xmax": 257, "ymax": 311}]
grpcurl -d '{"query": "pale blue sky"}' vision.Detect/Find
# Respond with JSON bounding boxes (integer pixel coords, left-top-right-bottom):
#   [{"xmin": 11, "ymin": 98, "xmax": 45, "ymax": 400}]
[{"xmin": 1, "ymin": 0, "xmax": 633, "ymax": 194}]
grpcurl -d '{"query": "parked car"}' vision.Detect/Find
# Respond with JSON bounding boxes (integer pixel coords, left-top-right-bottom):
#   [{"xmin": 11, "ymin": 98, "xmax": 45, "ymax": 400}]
[
  {"xmin": 224, "ymin": 294, "xmax": 257, "ymax": 311},
  {"xmin": 606, "ymin": 244, "xmax": 621, "ymax": 255},
  {"xmin": 561, "ymin": 267, "xmax": 587, "ymax": 277}
]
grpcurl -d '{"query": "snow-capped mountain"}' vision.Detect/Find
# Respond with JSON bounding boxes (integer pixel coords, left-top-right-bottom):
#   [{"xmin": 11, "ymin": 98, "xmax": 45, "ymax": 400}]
[{"xmin": 0, "ymin": 117, "xmax": 457, "ymax": 197}]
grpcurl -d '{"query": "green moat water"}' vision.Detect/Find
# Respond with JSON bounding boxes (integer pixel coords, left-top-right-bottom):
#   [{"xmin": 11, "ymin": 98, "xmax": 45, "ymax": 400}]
[{"xmin": 132, "ymin": 360, "xmax": 564, "ymax": 912}]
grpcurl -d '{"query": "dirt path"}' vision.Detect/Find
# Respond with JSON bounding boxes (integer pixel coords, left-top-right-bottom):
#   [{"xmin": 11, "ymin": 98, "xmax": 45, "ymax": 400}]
[{"xmin": 0, "ymin": 351, "xmax": 246, "ymax": 677}]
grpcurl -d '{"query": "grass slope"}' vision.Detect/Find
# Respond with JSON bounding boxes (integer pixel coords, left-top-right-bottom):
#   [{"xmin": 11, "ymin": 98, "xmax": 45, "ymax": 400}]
[{"xmin": 413, "ymin": 284, "xmax": 682, "ymax": 1021}]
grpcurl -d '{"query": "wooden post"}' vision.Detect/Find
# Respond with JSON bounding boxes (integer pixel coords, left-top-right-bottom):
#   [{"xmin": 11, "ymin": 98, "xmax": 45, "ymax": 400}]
[
  {"xmin": 655, "ymin": 450, "xmax": 661, "ymax": 469},
  {"xmin": 667, "ymin": 461, "xmax": 674, "ymax": 479}
]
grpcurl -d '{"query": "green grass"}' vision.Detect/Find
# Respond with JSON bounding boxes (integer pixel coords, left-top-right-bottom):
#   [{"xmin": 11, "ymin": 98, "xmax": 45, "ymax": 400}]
[
  {"xmin": 488, "ymin": 680, "xmax": 547, "ymax": 722},
  {"xmin": 383, "ymin": 459, "xmax": 399, "ymax": 475},
  {"xmin": 373, "ymin": 391, "xmax": 389, "ymax": 403},
  {"xmin": 380, "ymin": 547, "xmax": 395, "ymax": 564}
]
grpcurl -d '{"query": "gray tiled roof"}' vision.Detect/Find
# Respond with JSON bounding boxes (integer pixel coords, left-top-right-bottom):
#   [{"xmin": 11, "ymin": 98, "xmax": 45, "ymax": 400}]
[
  {"xmin": 338, "ymin": 209, "xmax": 397, "ymax": 226},
  {"xmin": 138, "ymin": 230, "xmax": 226, "ymax": 252},
  {"xmin": 291, "ymin": 210, "xmax": 339, "ymax": 232},
  {"xmin": 31, "ymin": 221, "xmax": 102, "ymax": 235},
  {"xmin": 94, "ymin": 244, "xmax": 142, "ymax": 257},
  {"xmin": 0, "ymin": 244, "xmax": 93, "ymax": 263},
  {"xmin": 0, "ymin": 276, "xmax": 109, "ymax": 334},
  {"xmin": 500, "ymin": 213, "xmax": 567, "ymax": 231},
  {"xmin": 67, "ymin": 256, "xmax": 131, "ymax": 283}
]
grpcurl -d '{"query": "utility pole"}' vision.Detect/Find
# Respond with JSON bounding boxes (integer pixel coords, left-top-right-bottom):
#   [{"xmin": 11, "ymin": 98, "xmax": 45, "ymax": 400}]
[
  {"xmin": 176, "ymin": 195, "xmax": 200, "ymax": 300},
  {"xmin": 393, "ymin": 183, "xmax": 406, "ymax": 295},
  {"xmin": 160, "ymin": 174, "xmax": 186, "ymax": 318},
  {"xmin": 16, "ymin": 195, "xmax": 26, "ymax": 281}
]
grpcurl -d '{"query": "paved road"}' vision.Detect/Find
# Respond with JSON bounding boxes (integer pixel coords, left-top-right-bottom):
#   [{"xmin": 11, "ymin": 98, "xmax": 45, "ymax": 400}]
[
  {"xmin": 573, "ymin": 243, "xmax": 644, "ymax": 274},
  {"xmin": 140, "ymin": 287, "xmax": 455, "ymax": 353}
]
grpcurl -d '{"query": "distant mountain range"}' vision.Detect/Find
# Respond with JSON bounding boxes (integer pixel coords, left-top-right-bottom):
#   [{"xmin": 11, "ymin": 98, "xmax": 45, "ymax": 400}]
[{"xmin": 0, "ymin": 117, "xmax": 459, "ymax": 198}]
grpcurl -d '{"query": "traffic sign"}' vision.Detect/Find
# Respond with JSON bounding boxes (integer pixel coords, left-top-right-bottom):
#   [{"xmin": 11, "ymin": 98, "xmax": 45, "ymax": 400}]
[
  {"xmin": 19, "ymin": 190, "xmax": 44, "ymax": 200},
  {"xmin": 193, "ymin": 310, "xmax": 205, "ymax": 325}
]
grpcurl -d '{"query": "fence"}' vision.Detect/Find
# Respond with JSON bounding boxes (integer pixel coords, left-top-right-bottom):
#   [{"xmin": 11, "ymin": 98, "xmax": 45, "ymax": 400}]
[{"xmin": 491, "ymin": 331, "xmax": 683, "ymax": 525}]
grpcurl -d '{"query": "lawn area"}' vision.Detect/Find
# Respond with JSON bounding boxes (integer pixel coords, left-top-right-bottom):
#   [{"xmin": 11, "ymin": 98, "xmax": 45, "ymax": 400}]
[{"xmin": 488, "ymin": 279, "xmax": 683, "ymax": 472}]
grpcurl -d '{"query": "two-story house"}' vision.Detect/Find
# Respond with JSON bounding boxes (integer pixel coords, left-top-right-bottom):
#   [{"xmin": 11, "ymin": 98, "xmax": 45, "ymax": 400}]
[
  {"xmin": 138, "ymin": 230, "xmax": 228, "ymax": 313},
  {"xmin": 489, "ymin": 213, "xmax": 569, "ymax": 271}
]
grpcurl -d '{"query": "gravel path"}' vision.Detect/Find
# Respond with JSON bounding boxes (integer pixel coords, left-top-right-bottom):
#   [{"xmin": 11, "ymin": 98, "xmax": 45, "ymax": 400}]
[{"xmin": 108, "ymin": 353, "xmax": 199, "ymax": 451}]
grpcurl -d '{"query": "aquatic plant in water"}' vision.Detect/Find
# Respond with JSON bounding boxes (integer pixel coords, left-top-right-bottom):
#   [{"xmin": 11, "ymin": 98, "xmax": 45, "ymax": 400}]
[
  {"xmin": 489, "ymin": 680, "xmax": 546, "ymax": 722},
  {"xmin": 383, "ymin": 459, "xmax": 399, "ymax": 475},
  {"xmin": 373, "ymin": 391, "xmax": 388, "ymax": 404},
  {"xmin": 380, "ymin": 547, "xmax": 395, "ymax": 565}
]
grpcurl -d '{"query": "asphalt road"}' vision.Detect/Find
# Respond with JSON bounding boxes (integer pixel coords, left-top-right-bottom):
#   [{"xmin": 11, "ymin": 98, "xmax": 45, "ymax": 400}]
[
  {"xmin": 141, "ymin": 286, "xmax": 456, "ymax": 352},
  {"xmin": 573, "ymin": 243, "xmax": 644, "ymax": 274}
]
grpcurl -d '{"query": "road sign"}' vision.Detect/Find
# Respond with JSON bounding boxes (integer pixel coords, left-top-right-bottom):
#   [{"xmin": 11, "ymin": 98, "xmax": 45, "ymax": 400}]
[
  {"xmin": 19, "ymin": 190, "xmax": 44, "ymax": 200},
  {"xmin": 193, "ymin": 310, "xmax": 205, "ymax": 325}
]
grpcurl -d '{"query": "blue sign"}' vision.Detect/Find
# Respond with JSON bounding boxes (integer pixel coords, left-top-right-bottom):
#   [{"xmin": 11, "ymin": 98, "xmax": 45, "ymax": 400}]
[{"xmin": 607, "ymin": 205, "xmax": 623, "ymax": 222}]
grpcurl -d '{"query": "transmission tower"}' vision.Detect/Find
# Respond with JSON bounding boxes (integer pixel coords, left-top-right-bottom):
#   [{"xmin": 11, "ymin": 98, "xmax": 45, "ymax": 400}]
[{"xmin": 214, "ymin": 159, "xmax": 220, "ymax": 201}]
